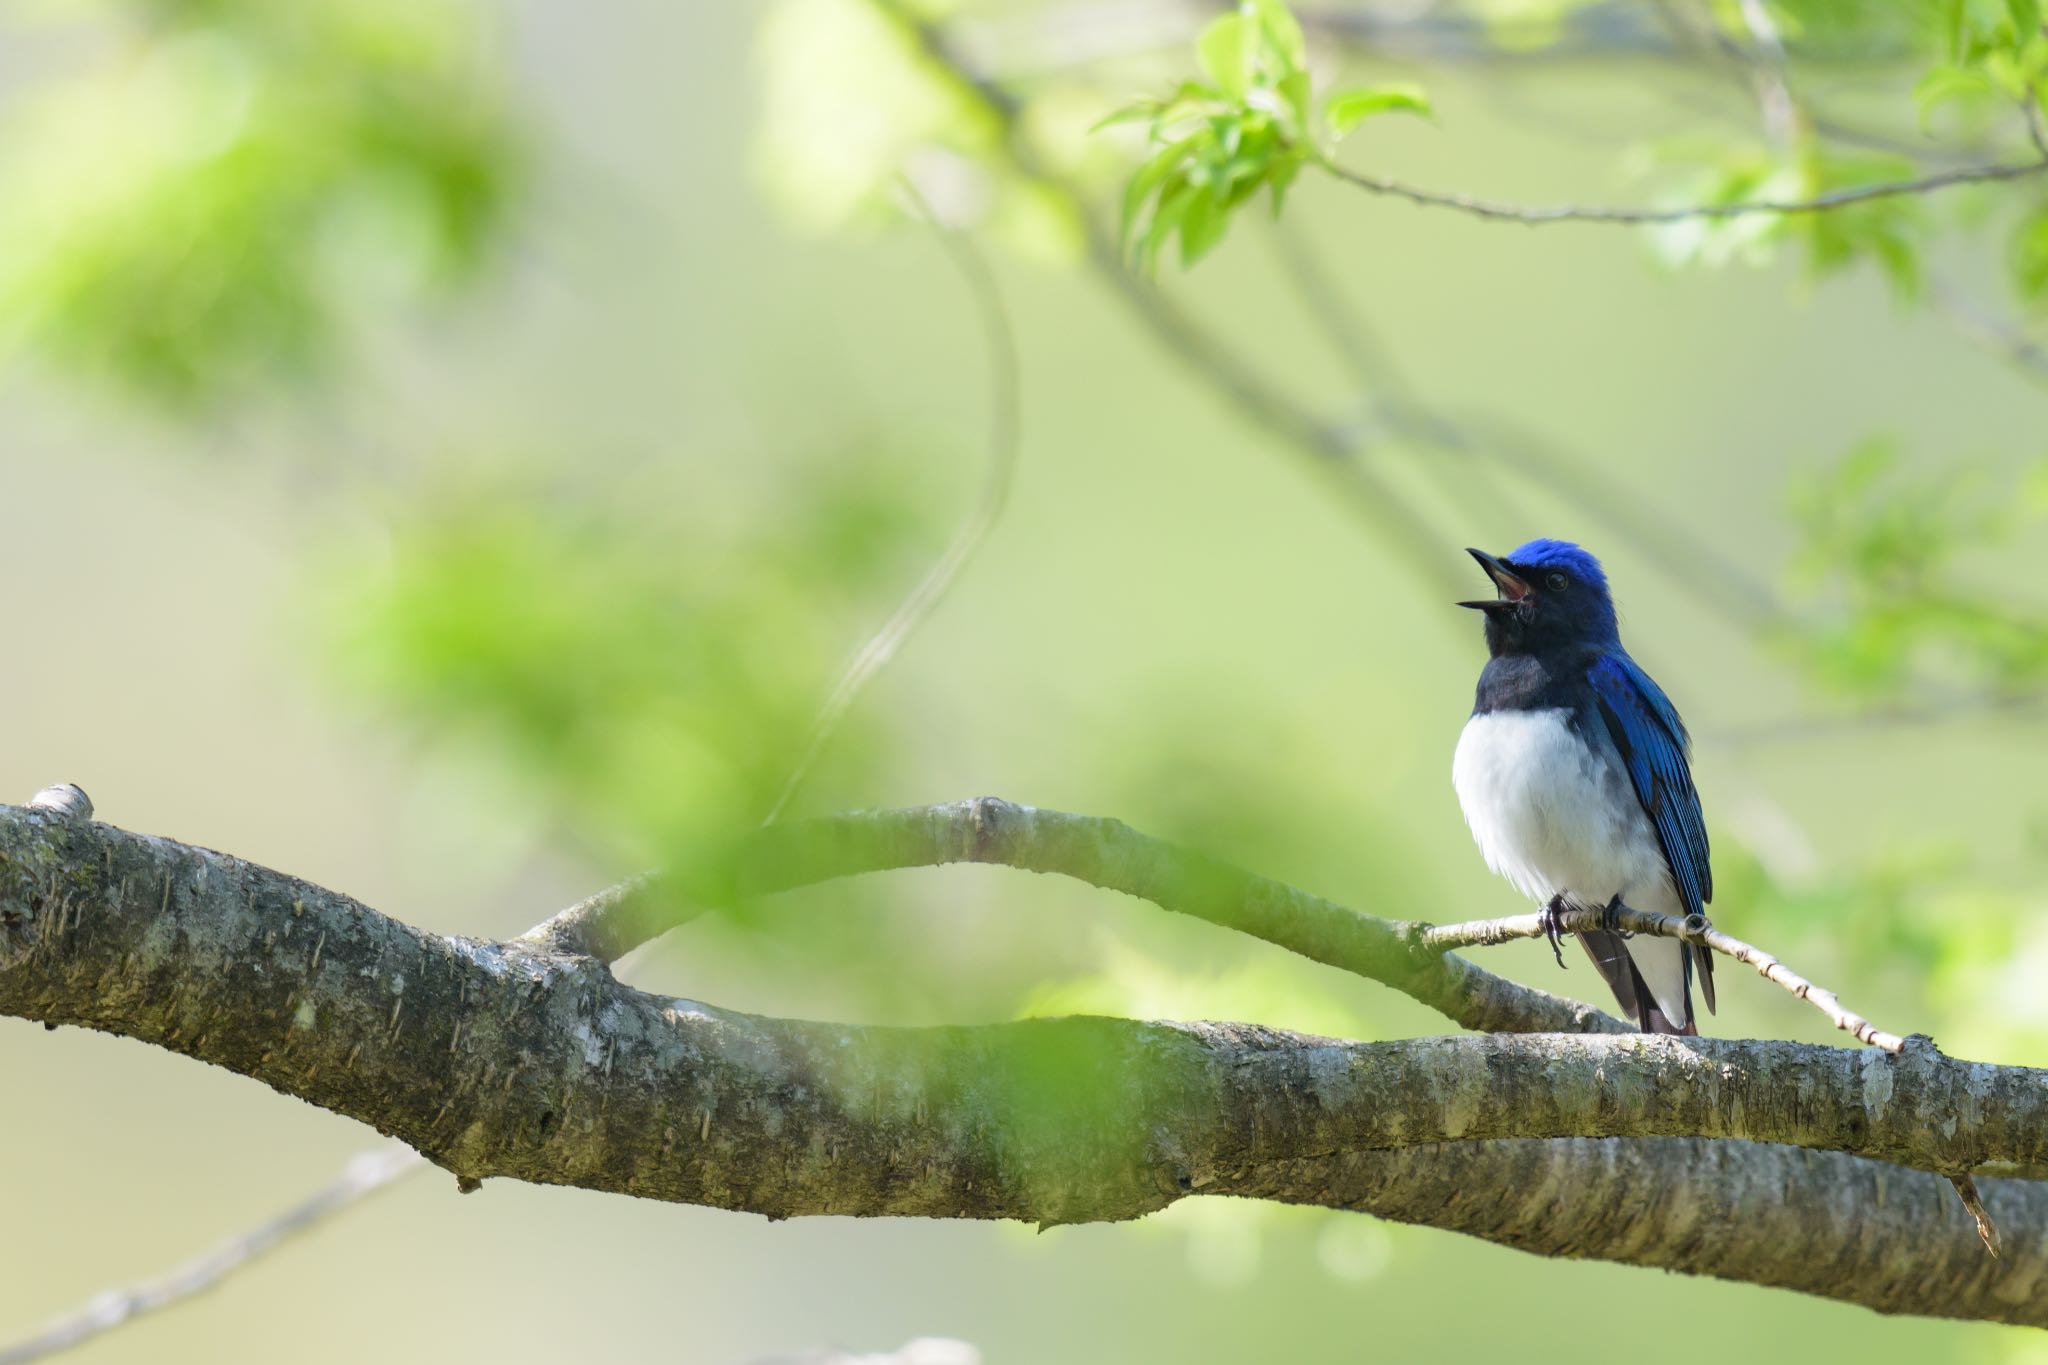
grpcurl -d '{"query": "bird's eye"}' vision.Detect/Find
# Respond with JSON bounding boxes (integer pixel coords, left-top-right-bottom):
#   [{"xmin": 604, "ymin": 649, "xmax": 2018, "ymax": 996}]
[{"xmin": 1546, "ymin": 572, "xmax": 1569, "ymax": 591}]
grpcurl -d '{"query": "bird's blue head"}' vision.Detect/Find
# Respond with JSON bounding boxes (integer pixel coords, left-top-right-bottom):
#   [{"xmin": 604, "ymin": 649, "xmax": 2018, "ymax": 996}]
[{"xmin": 1458, "ymin": 538, "xmax": 1619, "ymax": 657}]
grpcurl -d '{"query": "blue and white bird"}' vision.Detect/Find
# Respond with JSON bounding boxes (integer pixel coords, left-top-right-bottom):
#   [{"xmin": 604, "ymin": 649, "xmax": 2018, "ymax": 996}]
[{"xmin": 1451, "ymin": 539, "xmax": 1714, "ymax": 1034}]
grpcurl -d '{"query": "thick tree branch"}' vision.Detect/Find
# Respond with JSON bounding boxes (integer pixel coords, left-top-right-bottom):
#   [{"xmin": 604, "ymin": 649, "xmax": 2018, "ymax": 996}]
[
  {"xmin": 7, "ymin": 802, "xmax": 2048, "ymax": 1326},
  {"xmin": 1261, "ymin": 1137, "xmax": 2048, "ymax": 1323}
]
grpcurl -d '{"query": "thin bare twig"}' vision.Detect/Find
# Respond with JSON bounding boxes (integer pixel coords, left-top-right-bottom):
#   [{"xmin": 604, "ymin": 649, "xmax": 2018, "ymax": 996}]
[
  {"xmin": 1417, "ymin": 902, "xmax": 1907, "ymax": 1052},
  {"xmin": 966, "ymin": 0, "xmax": 1932, "ymax": 76},
  {"xmin": 751, "ymin": 1340, "xmax": 979, "ymax": 1365},
  {"xmin": 1262, "ymin": 219, "xmax": 1788, "ymax": 632},
  {"xmin": 761, "ymin": 177, "xmax": 1022, "ymax": 822},
  {"xmin": 1929, "ymin": 277, "xmax": 2048, "ymax": 389},
  {"xmin": 2023, "ymin": 91, "xmax": 2048, "ymax": 161},
  {"xmin": 1950, "ymin": 1174, "xmax": 2004, "ymax": 1258},
  {"xmin": 871, "ymin": 0, "xmax": 1469, "ymax": 601},
  {"xmin": 1706, "ymin": 688, "xmax": 2048, "ymax": 749},
  {"xmin": 1313, "ymin": 151, "xmax": 2048, "ymax": 226},
  {"xmin": 1733, "ymin": 0, "xmax": 1797, "ymax": 143},
  {"xmin": 0, "ymin": 1147, "xmax": 424, "ymax": 1365}
]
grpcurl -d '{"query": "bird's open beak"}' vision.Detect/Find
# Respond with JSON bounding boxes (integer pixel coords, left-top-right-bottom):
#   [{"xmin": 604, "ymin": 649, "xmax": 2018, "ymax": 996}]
[{"xmin": 1457, "ymin": 547, "xmax": 1531, "ymax": 611}]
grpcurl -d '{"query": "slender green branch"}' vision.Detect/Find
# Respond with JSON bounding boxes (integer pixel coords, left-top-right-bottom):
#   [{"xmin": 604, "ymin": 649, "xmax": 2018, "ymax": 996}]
[{"xmin": 535, "ymin": 797, "xmax": 1626, "ymax": 1035}]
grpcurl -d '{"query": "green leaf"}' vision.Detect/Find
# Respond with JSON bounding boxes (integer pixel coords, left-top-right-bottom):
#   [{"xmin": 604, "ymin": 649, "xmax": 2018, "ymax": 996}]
[
  {"xmin": 1242, "ymin": 0, "xmax": 1307, "ymax": 73},
  {"xmin": 1913, "ymin": 64, "xmax": 1994, "ymax": 124},
  {"xmin": 1091, "ymin": 100, "xmax": 1161, "ymax": 133},
  {"xmin": 1985, "ymin": 45, "xmax": 2031, "ymax": 94},
  {"xmin": 1161, "ymin": 79, "xmax": 1226, "ymax": 111},
  {"xmin": 1180, "ymin": 186, "xmax": 1230, "ymax": 266},
  {"xmin": 1325, "ymin": 84, "xmax": 1433, "ymax": 137},
  {"xmin": 2009, "ymin": 0, "xmax": 2041, "ymax": 37},
  {"xmin": 1221, "ymin": 121, "xmax": 1275, "ymax": 196},
  {"xmin": 1213, "ymin": 112, "xmax": 1245, "ymax": 161},
  {"xmin": 1275, "ymin": 69, "xmax": 1312, "ymax": 134},
  {"xmin": 1139, "ymin": 178, "xmax": 1197, "ymax": 273},
  {"xmin": 1196, "ymin": 13, "xmax": 1250, "ymax": 102},
  {"xmin": 1266, "ymin": 150, "xmax": 1302, "ymax": 216},
  {"xmin": 2009, "ymin": 201, "xmax": 2048, "ymax": 303},
  {"xmin": 1119, "ymin": 133, "xmax": 1204, "ymax": 253},
  {"xmin": 1107, "ymin": 81, "xmax": 1229, "ymax": 141}
]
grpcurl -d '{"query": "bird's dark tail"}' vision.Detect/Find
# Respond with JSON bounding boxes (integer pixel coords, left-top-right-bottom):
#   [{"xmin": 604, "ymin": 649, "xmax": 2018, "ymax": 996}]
[{"xmin": 1576, "ymin": 929, "xmax": 1697, "ymax": 1035}]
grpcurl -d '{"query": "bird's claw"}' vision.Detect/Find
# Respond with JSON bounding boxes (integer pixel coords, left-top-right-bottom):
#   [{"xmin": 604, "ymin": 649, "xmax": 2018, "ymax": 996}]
[
  {"xmin": 1539, "ymin": 896, "xmax": 1569, "ymax": 970},
  {"xmin": 1602, "ymin": 895, "xmax": 1628, "ymax": 936}
]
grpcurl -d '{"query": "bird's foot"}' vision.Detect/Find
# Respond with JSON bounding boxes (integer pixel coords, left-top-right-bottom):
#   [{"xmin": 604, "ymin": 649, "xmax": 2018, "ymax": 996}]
[
  {"xmin": 1601, "ymin": 895, "xmax": 1630, "ymax": 936},
  {"xmin": 1539, "ymin": 896, "xmax": 1570, "ymax": 970}
]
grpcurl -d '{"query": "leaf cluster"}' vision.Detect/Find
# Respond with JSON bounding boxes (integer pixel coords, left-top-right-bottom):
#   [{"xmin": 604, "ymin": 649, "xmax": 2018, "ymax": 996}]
[{"xmin": 1099, "ymin": 0, "xmax": 1428, "ymax": 272}]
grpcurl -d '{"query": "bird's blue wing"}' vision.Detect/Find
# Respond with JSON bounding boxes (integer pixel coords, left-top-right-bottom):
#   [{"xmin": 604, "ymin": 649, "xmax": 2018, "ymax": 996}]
[{"xmin": 1586, "ymin": 652, "xmax": 1712, "ymax": 919}]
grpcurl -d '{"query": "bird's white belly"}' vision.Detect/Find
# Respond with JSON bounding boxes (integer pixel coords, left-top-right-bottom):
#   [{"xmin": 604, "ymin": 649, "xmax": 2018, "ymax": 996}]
[{"xmin": 1452, "ymin": 709, "xmax": 1671, "ymax": 909}]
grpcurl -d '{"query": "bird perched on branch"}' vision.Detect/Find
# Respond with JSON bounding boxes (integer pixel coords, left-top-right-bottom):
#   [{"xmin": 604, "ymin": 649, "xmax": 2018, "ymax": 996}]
[{"xmin": 1451, "ymin": 539, "xmax": 1714, "ymax": 1034}]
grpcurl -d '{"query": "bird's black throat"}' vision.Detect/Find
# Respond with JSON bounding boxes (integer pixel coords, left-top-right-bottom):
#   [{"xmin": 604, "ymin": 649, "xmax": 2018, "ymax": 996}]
[{"xmin": 1471, "ymin": 650, "xmax": 1601, "ymax": 717}]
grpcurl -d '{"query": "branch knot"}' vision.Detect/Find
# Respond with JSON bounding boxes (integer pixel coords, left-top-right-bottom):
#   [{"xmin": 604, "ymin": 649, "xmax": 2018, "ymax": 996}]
[{"xmin": 28, "ymin": 784, "xmax": 93, "ymax": 824}]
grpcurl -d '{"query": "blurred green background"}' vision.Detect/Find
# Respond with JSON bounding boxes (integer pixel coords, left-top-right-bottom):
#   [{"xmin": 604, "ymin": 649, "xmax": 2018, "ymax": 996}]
[{"xmin": 2, "ymin": 1, "xmax": 2047, "ymax": 1361}]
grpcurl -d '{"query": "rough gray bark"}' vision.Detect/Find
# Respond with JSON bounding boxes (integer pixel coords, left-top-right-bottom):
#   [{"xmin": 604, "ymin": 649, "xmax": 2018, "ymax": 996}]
[
  {"xmin": 3, "ymin": 802, "xmax": 2044, "ymax": 1326},
  {"xmin": 1264, "ymin": 1138, "xmax": 2048, "ymax": 1321}
]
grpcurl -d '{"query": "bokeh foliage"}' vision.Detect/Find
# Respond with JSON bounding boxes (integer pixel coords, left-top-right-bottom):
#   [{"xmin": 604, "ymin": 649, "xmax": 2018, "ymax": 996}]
[
  {"xmin": 0, "ymin": 0, "xmax": 518, "ymax": 409},
  {"xmin": 1788, "ymin": 439, "xmax": 2048, "ymax": 699},
  {"xmin": 321, "ymin": 455, "xmax": 937, "ymax": 876}
]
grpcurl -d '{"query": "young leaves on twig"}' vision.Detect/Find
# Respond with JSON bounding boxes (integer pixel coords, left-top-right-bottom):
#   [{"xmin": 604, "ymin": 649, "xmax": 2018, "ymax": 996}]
[
  {"xmin": 1325, "ymin": 84, "xmax": 1431, "ymax": 137},
  {"xmin": 1921, "ymin": 0, "xmax": 2048, "ymax": 123},
  {"xmin": 1097, "ymin": 0, "xmax": 1428, "ymax": 273}
]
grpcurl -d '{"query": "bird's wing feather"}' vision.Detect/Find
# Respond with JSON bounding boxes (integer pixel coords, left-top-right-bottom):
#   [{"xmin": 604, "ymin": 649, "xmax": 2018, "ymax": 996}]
[
  {"xmin": 1586, "ymin": 651, "xmax": 1716, "ymax": 1013},
  {"xmin": 1585, "ymin": 651, "xmax": 1713, "ymax": 915}
]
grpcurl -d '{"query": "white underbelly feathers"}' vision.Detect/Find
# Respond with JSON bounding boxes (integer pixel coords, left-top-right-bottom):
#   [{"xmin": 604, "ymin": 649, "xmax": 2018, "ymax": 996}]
[{"xmin": 1452, "ymin": 708, "xmax": 1672, "ymax": 911}]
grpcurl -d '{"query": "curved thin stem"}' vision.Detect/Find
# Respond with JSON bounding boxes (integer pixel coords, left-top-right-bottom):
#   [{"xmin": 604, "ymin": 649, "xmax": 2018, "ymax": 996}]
[
  {"xmin": 761, "ymin": 179, "xmax": 1023, "ymax": 823},
  {"xmin": 0, "ymin": 1147, "xmax": 423, "ymax": 1365}
]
